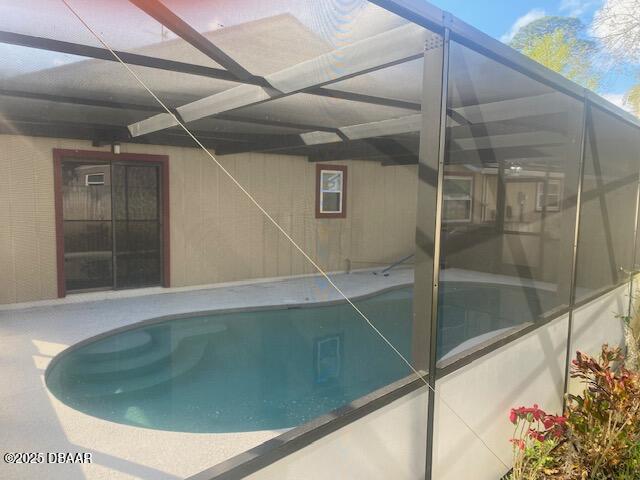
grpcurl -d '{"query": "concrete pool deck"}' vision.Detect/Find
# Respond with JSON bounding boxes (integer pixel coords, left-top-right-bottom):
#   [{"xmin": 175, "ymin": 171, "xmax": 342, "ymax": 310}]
[
  {"xmin": 0, "ymin": 269, "xmax": 414, "ymax": 480},
  {"xmin": 0, "ymin": 266, "xmax": 565, "ymax": 479}
]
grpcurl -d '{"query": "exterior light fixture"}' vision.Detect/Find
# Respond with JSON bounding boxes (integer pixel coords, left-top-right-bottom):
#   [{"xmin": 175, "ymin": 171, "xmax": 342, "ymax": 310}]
[{"xmin": 508, "ymin": 162, "xmax": 522, "ymax": 175}]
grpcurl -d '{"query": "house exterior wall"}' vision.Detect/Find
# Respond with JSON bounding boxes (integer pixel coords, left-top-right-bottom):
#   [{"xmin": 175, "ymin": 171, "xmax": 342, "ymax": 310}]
[
  {"xmin": 0, "ymin": 134, "xmax": 419, "ymax": 305},
  {"xmin": 441, "ymin": 166, "xmax": 565, "ymax": 284}
]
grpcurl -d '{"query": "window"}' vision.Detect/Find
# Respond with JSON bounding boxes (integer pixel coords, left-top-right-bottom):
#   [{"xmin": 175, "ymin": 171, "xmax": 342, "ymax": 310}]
[
  {"xmin": 443, "ymin": 176, "xmax": 473, "ymax": 222},
  {"xmin": 535, "ymin": 179, "xmax": 562, "ymax": 211},
  {"xmin": 85, "ymin": 173, "xmax": 105, "ymax": 186},
  {"xmin": 316, "ymin": 164, "xmax": 347, "ymax": 218}
]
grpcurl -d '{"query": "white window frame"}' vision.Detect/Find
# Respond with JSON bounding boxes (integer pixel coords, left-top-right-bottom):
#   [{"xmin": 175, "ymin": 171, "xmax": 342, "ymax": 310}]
[
  {"xmin": 85, "ymin": 172, "xmax": 105, "ymax": 186},
  {"xmin": 535, "ymin": 179, "xmax": 562, "ymax": 212},
  {"xmin": 443, "ymin": 175, "xmax": 473, "ymax": 223},
  {"xmin": 315, "ymin": 335, "xmax": 341, "ymax": 383},
  {"xmin": 319, "ymin": 169, "xmax": 344, "ymax": 214}
]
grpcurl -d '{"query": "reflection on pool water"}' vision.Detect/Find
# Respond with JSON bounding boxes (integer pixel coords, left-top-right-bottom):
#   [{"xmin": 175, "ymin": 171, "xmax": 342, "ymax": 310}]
[{"xmin": 46, "ymin": 282, "xmax": 555, "ymax": 433}]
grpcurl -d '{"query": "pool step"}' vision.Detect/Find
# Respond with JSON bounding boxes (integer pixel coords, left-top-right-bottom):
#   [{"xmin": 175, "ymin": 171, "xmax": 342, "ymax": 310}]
[
  {"xmin": 69, "ymin": 336, "xmax": 183, "ymax": 382},
  {"xmin": 70, "ymin": 336, "xmax": 209, "ymax": 398},
  {"xmin": 76, "ymin": 331, "xmax": 153, "ymax": 362},
  {"xmin": 69, "ymin": 323, "xmax": 227, "ymax": 382}
]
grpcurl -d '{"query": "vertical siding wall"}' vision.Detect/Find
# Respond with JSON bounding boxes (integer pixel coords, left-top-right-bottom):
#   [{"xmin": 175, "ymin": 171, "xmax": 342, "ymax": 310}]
[
  {"xmin": 0, "ymin": 134, "xmax": 418, "ymax": 305},
  {"xmin": 0, "ymin": 135, "xmax": 64, "ymax": 304}
]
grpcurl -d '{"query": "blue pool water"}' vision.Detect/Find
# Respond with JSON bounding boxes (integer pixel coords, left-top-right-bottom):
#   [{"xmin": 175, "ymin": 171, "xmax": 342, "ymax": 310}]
[{"xmin": 46, "ymin": 282, "xmax": 556, "ymax": 433}]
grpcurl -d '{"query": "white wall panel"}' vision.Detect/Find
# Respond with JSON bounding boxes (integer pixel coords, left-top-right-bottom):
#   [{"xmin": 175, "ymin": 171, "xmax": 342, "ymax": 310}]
[
  {"xmin": 245, "ymin": 388, "xmax": 428, "ymax": 480},
  {"xmin": 567, "ymin": 283, "xmax": 629, "ymax": 394},
  {"xmin": 432, "ymin": 314, "xmax": 569, "ymax": 480}
]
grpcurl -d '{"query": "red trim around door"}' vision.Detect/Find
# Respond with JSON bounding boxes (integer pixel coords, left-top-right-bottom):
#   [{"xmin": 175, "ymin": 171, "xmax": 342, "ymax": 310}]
[{"xmin": 52, "ymin": 148, "xmax": 171, "ymax": 298}]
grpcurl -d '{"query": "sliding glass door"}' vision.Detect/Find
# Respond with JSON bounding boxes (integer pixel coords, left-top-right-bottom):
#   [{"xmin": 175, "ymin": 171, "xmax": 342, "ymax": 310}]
[
  {"xmin": 112, "ymin": 164, "xmax": 162, "ymax": 289},
  {"xmin": 62, "ymin": 160, "xmax": 114, "ymax": 291},
  {"xmin": 62, "ymin": 159, "xmax": 163, "ymax": 292}
]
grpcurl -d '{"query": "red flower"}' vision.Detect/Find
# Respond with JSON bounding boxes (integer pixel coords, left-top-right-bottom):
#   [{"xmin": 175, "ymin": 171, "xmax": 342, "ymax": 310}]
[
  {"xmin": 532, "ymin": 406, "xmax": 543, "ymax": 421},
  {"xmin": 509, "ymin": 438, "xmax": 526, "ymax": 450},
  {"xmin": 528, "ymin": 429, "xmax": 545, "ymax": 442}
]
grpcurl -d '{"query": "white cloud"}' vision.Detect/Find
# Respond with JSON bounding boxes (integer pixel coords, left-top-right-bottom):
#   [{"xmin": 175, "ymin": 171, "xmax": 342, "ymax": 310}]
[
  {"xmin": 500, "ymin": 9, "xmax": 547, "ymax": 43},
  {"xmin": 601, "ymin": 92, "xmax": 633, "ymax": 112},
  {"xmin": 559, "ymin": 0, "xmax": 600, "ymax": 17}
]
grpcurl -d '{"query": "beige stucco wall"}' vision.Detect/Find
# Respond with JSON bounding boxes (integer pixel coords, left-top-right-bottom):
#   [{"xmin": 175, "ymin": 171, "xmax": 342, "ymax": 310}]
[{"xmin": 0, "ymin": 134, "xmax": 419, "ymax": 305}]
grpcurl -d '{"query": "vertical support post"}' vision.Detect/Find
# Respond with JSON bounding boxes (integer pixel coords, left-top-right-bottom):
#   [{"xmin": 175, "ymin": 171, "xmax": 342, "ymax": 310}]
[
  {"xmin": 411, "ymin": 31, "xmax": 447, "ymax": 372},
  {"xmin": 412, "ymin": 22, "xmax": 450, "ymax": 480},
  {"xmin": 111, "ymin": 162, "xmax": 118, "ymax": 290},
  {"xmin": 626, "ymin": 154, "xmax": 640, "ymax": 318},
  {"xmin": 537, "ymin": 159, "xmax": 550, "ymax": 280},
  {"xmin": 494, "ymin": 159, "xmax": 507, "ymax": 273},
  {"xmin": 562, "ymin": 100, "xmax": 589, "ymax": 403}
]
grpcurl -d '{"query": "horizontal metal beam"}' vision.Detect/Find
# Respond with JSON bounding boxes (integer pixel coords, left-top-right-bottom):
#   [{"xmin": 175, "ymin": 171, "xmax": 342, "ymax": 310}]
[
  {"xmin": 0, "ymin": 116, "xmax": 419, "ymax": 165},
  {"xmin": 0, "ymin": 117, "xmax": 131, "ymax": 143},
  {"xmin": 0, "ymin": 88, "xmax": 165, "ymax": 113},
  {"xmin": 214, "ymin": 136, "xmax": 306, "ymax": 155},
  {"xmin": 307, "ymin": 138, "xmax": 418, "ymax": 163},
  {"xmin": 0, "ymin": 30, "xmax": 247, "ymax": 83},
  {"xmin": 450, "ymin": 132, "xmax": 565, "ymax": 151},
  {"xmin": 129, "ymin": 0, "xmax": 255, "ymax": 81},
  {"xmin": 449, "ymin": 113, "xmax": 568, "ymax": 139},
  {"xmin": 0, "ymin": 89, "xmax": 344, "ymax": 136},
  {"xmin": 214, "ymin": 112, "xmax": 568, "ymax": 157},
  {"xmin": 0, "ymin": 116, "xmax": 278, "ymax": 151},
  {"xmin": 130, "ymin": 23, "xmax": 432, "ymax": 135},
  {"xmin": 446, "ymin": 145, "xmax": 550, "ymax": 164},
  {"xmin": 0, "ymin": 30, "xmax": 418, "ymax": 123},
  {"xmin": 216, "ymin": 114, "xmax": 339, "ymax": 134},
  {"xmin": 310, "ymin": 87, "xmax": 421, "ymax": 111}
]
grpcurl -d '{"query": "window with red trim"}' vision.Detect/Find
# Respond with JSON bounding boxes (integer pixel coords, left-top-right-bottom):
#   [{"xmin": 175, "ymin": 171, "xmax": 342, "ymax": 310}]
[{"xmin": 316, "ymin": 164, "xmax": 347, "ymax": 218}]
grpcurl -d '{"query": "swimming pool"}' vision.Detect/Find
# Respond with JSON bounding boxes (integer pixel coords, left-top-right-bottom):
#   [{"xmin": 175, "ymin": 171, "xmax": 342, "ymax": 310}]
[{"xmin": 46, "ymin": 282, "xmax": 556, "ymax": 433}]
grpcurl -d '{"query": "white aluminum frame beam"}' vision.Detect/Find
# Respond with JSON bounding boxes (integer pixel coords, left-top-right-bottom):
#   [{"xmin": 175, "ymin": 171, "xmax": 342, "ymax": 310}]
[{"xmin": 128, "ymin": 23, "xmax": 431, "ymax": 137}]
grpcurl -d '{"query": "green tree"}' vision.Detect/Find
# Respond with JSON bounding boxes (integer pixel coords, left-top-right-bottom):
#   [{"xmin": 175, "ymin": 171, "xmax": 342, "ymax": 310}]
[
  {"xmin": 594, "ymin": 0, "xmax": 640, "ymax": 116},
  {"xmin": 509, "ymin": 16, "xmax": 601, "ymax": 91},
  {"xmin": 625, "ymin": 83, "xmax": 640, "ymax": 116}
]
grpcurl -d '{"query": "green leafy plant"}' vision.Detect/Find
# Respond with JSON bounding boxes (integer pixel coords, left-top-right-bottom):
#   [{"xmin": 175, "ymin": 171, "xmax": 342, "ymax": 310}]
[
  {"xmin": 507, "ymin": 345, "xmax": 640, "ymax": 480},
  {"xmin": 564, "ymin": 345, "xmax": 640, "ymax": 479},
  {"xmin": 613, "ymin": 442, "xmax": 640, "ymax": 479}
]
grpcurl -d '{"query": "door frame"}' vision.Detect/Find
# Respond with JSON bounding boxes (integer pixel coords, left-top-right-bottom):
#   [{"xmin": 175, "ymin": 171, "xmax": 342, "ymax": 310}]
[{"xmin": 53, "ymin": 148, "xmax": 170, "ymax": 298}]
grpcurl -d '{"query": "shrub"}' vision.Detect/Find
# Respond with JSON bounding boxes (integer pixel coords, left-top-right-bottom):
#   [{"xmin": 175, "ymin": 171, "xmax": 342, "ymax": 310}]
[
  {"xmin": 613, "ymin": 442, "xmax": 640, "ymax": 479},
  {"xmin": 564, "ymin": 345, "xmax": 640, "ymax": 479},
  {"xmin": 508, "ymin": 345, "xmax": 640, "ymax": 480}
]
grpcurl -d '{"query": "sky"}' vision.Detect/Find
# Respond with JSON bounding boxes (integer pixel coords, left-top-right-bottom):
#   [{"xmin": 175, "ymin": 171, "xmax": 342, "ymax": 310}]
[{"xmin": 428, "ymin": 0, "xmax": 636, "ymax": 110}]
